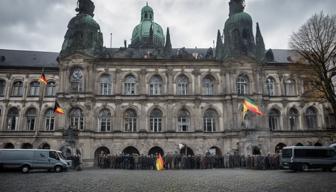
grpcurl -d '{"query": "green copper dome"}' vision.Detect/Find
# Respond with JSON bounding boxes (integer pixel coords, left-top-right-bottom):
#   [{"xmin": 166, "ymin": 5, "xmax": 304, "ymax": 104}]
[
  {"xmin": 61, "ymin": 0, "xmax": 103, "ymax": 57},
  {"xmin": 130, "ymin": 4, "xmax": 165, "ymax": 48},
  {"xmin": 225, "ymin": 12, "xmax": 252, "ymax": 27},
  {"xmin": 68, "ymin": 14, "xmax": 100, "ymax": 29}
]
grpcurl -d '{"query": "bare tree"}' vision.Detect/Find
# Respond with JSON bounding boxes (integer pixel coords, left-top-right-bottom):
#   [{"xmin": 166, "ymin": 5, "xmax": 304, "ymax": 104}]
[{"xmin": 290, "ymin": 12, "xmax": 336, "ymax": 126}]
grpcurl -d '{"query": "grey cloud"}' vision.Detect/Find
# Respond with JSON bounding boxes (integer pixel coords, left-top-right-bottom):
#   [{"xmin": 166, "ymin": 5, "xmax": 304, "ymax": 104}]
[{"xmin": 0, "ymin": 0, "xmax": 335, "ymax": 52}]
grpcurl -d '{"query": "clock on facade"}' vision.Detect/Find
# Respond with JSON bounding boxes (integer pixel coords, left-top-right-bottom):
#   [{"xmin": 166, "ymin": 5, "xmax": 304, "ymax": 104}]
[{"xmin": 72, "ymin": 69, "xmax": 83, "ymax": 80}]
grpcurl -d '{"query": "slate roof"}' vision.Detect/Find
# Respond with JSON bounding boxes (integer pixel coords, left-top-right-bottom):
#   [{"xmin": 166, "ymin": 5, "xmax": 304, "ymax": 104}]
[
  {"xmin": 0, "ymin": 48, "xmax": 301, "ymax": 68},
  {"xmin": 0, "ymin": 49, "xmax": 59, "ymax": 68},
  {"xmin": 269, "ymin": 49, "xmax": 301, "ymax": 64}
]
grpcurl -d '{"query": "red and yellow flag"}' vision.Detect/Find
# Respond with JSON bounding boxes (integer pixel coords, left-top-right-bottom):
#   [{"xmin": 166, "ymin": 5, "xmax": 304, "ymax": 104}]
[
  {"xmin": 243, "ymin": 97, "xmax": 263, "ymax": 116},
  {"xmin": 156, "ymin": 153, "xmax": 164, "ymax": 171},
  {"xmin": 39, "ymin": 73, "xmax": 48, "ymax": 85},
  {"xmin": 53, "ymin": 101, "xmax": 65, "ymax": 115}
]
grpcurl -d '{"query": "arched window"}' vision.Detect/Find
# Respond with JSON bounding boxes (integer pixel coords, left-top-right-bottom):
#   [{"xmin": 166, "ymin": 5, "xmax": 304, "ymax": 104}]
[
  {"xmin": 7, "ymin": 108, "xmax": 19, "ymax": 131},
  {"xmin": 288, "ymin": 108, "xmax": 299, "ymax": 130},
  {"xmin": 26, "ymin": 108, "xmax": 37, "ymax": 131},
  {"xmin": 149, "ymin": 75, "xmax": 163, "ymax": 96},
  {"xmin": 70, "ymin": 68, "xmax": 83, "ymax": 92},
  {"xmin": 203, "ymin": 109, "xmax": 218, "ymax": 132},
  {"xmin": 150, "ymin": 109, "xmax": 162, "ymax": 132},
  {"xmin": 202, "ymin": 75, "xmax": 215, "ymax": 96},
  {"xmin": 306, "ymin": 107, "xmax": 317, "ymax": 129},
  {"xmin": 266, "ymin": 77, "xmax": 275, "ymax": 96},
  {"xmin": 124, "ymin": 75, "xmax": 136, "ymax": 95},
  {"xmin": 12, "ymin": 81, "xmax": 23, "ymax": 96},
  {"xmin": 124, "ymin": 109, "xmax": 137, "ymax": 132},
  {"xmin": 98, "ymin": 109, "xmax": 111, "ymax": 132},
  {"xmin": 45, "ymin": 81, "xmax": 56, "ymax": 97},
  {"xmin": 237, "ymin": 74, "xmax": 248, "ymax": 96},
  {"xmin": 285, "ymin": 79, "xmax": 296, "ymax": 96},
  {"xmin": 100, "ymin": 74, "xmax": 112, "ymax": 96},
  {"xmin": 269, "ymin": 109, "xmax": 280, "ymax": 131},
  {"xmin": 176, "ymin": 75, "xmax": 189, "ymax": 95},
  {"xmin": 29, "ymin": 81, "xmax": 40, "ymax": 96},
  {"xmin": 0, "ymin": 79, "xmax": 6, "ymax": 96},
  {"xmin": 45, "ymin": 109, "xmax": 55, "ymax": 131},
  {"xmin": 70, "ymin": 108, "xmax": 84, "ymax": 130},
  {"xmin": 177, "ymin": 109, "xmax": 190, "ymax": 132}
]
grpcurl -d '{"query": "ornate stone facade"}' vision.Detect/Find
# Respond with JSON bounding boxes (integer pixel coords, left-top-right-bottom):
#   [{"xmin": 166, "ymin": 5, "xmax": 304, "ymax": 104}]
[{"xmin": 0, "ymin": 0, "xmax": 335, "ymax": 167}]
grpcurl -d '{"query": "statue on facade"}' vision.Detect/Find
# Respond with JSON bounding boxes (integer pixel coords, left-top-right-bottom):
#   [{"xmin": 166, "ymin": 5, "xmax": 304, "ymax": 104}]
[
  {"xmin": 76, "ymin": 0, "xmax": 95, "ymax": 17},
  {"xmin": 229, "ymin": 0, "xmax": 245, "ymax": 16}
]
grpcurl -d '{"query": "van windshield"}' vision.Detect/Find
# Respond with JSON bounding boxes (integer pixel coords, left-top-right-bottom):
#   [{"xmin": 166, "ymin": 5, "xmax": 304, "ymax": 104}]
[{"xmin": 282, "ymin": 149, "xmax": 292, "ymax": 158}]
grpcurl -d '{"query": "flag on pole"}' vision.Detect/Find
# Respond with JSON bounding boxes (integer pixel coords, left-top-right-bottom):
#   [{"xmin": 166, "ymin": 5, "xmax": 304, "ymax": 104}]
[
  {"xmin": 156, "ymin": 153, "xmax": 164, "ymax": 171},
  {"xmin": 242, "ymin": 103, "xmax": 248, "ymax": 119},
  {"xmin": 39, "ymin": 73, "xmax": 48, "ymax": 85},
  {"xmin": 53, "ymin": 101, "xmax": 65, "ymax": 115},
  {"xmin": 243, "ymin": 97, "xmax": 263, "ymax": 116}
]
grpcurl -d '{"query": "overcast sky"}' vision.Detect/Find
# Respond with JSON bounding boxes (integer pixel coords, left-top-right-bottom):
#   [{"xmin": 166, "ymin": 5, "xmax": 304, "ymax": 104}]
[{"xmin": 0, "ymin": 0, "xmax": 335, "ymax": 52}]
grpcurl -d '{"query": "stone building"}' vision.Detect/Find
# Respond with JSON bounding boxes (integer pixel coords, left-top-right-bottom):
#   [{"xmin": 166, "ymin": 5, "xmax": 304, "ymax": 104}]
[{"xmin": 0, "ymin": 0, "xmax": 335, "ymax": 166}]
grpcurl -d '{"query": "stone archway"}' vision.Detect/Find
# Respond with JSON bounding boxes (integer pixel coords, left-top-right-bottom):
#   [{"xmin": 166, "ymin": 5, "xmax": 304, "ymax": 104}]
[
  {"xmin": 180, "ymin": 146, "xmax": 194, "ymax": 156},
  {"xmin": 21, "ymin": 143, "xmax": 33, "ymax": 149},
  {"xmin": 122, "ymin": 146, "xmax": 140, "ymax": 155},
  {"xmin": 314, "ymin": 142, "xmax": 322, "ymax": 146},
  {"xmin": 275, "ymin": 143, "xmax": 286, "ymax": 153},
  {"xmin": 3, "ymin": 143, "xmax": 15, "ymax": 149},
  {"xmin": 252, "ymin": 146, "xmax": 261, "ymax": 155},
  {"xmin": 296, "ymin": 143, "xmax": 304, "ymax": 146},
  {"xmin": 39, "ymin": 143, "xmax": 51, "ymax": 149},
  {"xmin": 94, "ymin": 146, "xmax": 110, "ymax": 167},
  {"xmin": 148, "ymin": 146, "xmax": 164, "ymax": 156},
  {"xmin": 208, "ymin": 146, "xmax": 222, "ymax": 156}
]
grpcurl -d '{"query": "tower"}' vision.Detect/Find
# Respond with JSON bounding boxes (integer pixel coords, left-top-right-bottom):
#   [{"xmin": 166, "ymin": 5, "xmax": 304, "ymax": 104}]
[
  {"xmin": 60, "ymin": 0, "xmax": 103, "ymax": 57},
  {"xmin": 222, "ymin": 0, "xmax": 256, "ymax": 59},
  {"xmin": 130, "ymin": 3, "xmax": 165, "ymax": 49}
]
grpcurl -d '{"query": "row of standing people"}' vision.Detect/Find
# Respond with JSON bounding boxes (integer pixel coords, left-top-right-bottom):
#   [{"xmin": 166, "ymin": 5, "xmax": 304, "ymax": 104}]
[{"xmin": 97, "ymin": 153, "xmax": 280, "ymax": 170}]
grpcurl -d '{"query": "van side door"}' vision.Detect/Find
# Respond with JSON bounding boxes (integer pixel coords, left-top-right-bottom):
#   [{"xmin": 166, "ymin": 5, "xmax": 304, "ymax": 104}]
[{"xmin": 33, "ymin": 151, "xmax": 49, "ymax": 168}]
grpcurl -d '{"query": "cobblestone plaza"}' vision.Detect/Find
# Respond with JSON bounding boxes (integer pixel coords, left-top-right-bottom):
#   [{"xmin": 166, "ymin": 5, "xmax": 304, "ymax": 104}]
[{"xmin": 0, "ymin": 169, "xmax": 335, "ymax": 192}]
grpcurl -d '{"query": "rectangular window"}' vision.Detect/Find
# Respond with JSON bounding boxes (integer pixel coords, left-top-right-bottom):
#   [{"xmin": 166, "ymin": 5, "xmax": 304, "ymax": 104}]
[
  {"xmin": 27, "ymin": 118, "xmax": 35, "ymax": 131},
  {"xmin": 101, "ymin": 83, "xmax": 111, "ymax": 95},
  {"xmin": 30, "ymin": 87, "xmax": 39, "ymax": 96},
  {"xmin": 178, "ymin": 117, "xmax": 189, "ymax": 132},
  {"xmin": 46, "ymin": 84, "xmax": 56, "ymax": 96},
  {"xmin": 46, "ymin": 118, "xmax": 55, "ymax": 131},
  {"xmin": 8, "ymin": 117, "xmax": 17, "ymax": 131},
  {"xmin": 125, "ymin": 83, "xmax": 136, "ymax": 95}
]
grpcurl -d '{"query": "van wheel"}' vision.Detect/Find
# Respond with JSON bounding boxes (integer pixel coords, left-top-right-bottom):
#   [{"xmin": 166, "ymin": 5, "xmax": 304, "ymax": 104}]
[
  {"xmin": 54, "ymin": 165, "xmax": 62, "ymax": 173},
  {"xmin": 301, "ymin": 164, "xmax": 309, "ymax": 172},
  {"xmin": 21, "ymin": 165, "xmax": 30, "ymax": 173}
]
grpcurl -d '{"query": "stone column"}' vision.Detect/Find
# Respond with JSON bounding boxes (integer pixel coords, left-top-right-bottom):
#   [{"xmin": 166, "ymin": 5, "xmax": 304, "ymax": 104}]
[
  {"xmin": 114, "ymin": 101, "xmax": 122, "ymax": 132},
  {"xmin": 194, "ymin": 99, "xmax": 202, "ymax": 132},
  {"xmin": 166, "ymin": 100, "xmax": 174, "ymax": 132},
  {"xmin": 192, "ymin": 69, "xmax": 201, "ymax": 95},
  {"xmin": 166, "ymin": 68, "xmax": 173, "ymax": 95},
  {"xmin": 139, "ymin": 69, "xmax": 147, "ymax": 95},
  {"xmin": 139, "ymin": 101, "xmax": 147, "ymax": 132},
  {"xmin": 114, "ymin": 69, "xmax": 122, "ymax": 95}
]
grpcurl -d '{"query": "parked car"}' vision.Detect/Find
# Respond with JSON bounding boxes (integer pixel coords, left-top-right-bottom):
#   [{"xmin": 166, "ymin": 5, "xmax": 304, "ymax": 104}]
[
  {"xmin": 0, "ymin": 149, "xmax": 70, "ymax": 173},
  {"xmin": 281, "ymin": 146, "xmax": 336, "ymax": 172}
]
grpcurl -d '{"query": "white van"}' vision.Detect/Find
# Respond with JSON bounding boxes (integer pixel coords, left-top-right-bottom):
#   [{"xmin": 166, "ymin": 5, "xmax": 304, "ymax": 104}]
[
  {"xmin": 281, "ymin": 146, "xmax": 336, "ymax": 172},
  {"xmin": 0, "ymin": 149, "xmax": 70, "ymax": 173}
]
